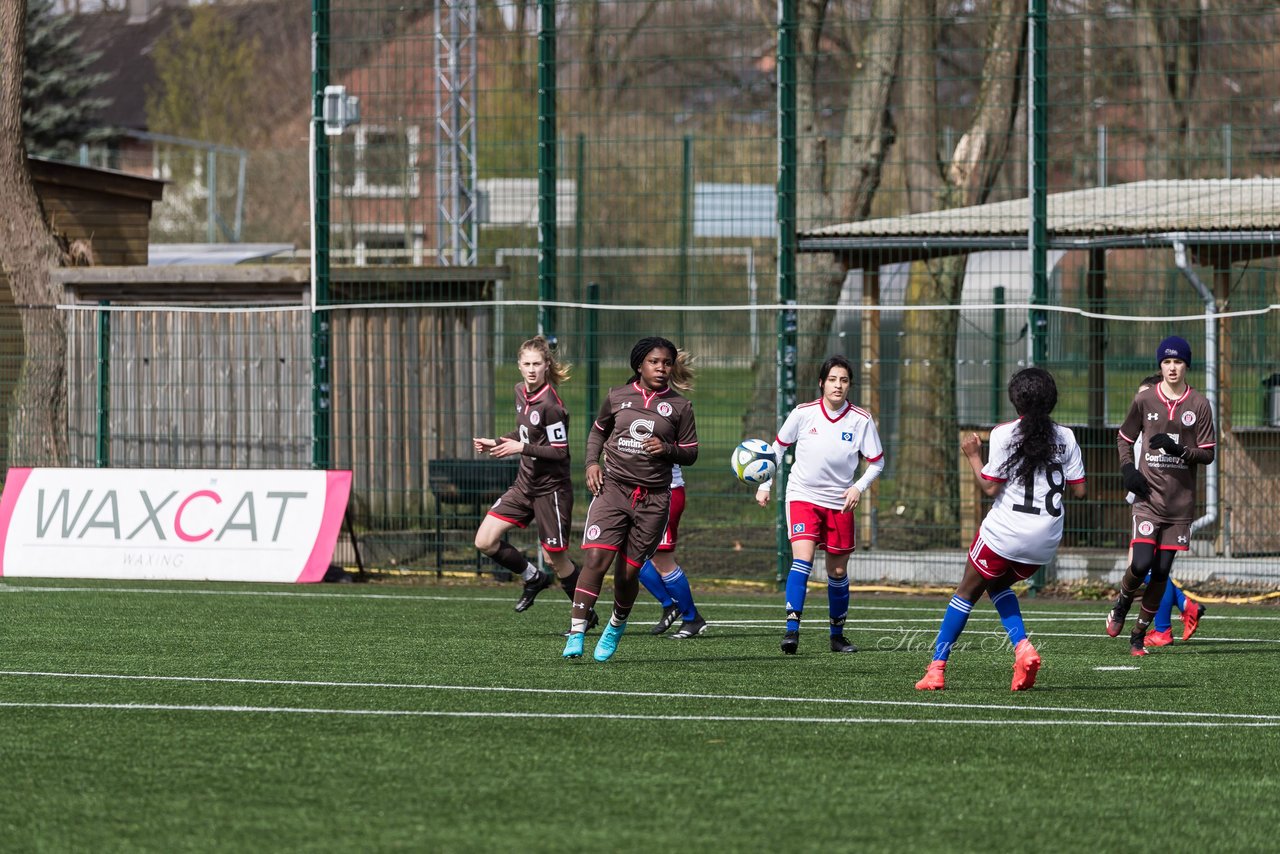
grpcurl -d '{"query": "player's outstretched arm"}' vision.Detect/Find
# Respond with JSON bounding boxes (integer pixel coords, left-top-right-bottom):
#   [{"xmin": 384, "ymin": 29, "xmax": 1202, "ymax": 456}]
[{"xmin": 962, "ymin": 433, "xmax": 1001, "ymax": 497}]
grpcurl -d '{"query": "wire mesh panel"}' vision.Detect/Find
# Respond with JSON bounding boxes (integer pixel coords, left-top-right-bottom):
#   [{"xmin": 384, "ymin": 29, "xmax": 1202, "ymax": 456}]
[
  {"xmin": 17, "ymin": 1, "xmax": 1280, "ymax": 589},
  {"xmin": 298, "ymin": 1, "xmax": 1280, "ymax": 585}
]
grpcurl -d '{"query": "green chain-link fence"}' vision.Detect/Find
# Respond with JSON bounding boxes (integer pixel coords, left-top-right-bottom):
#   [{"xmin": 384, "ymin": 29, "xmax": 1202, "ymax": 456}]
[{"xmin": 15, "ymin": 1, "xmax": 1280, "ymax": 589}]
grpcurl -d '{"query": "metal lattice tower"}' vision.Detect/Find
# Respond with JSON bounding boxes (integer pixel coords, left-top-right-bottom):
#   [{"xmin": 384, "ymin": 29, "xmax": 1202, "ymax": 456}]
[{"xmin": 434, "ymin": 0, "xmax": 478, "ymax": 265}]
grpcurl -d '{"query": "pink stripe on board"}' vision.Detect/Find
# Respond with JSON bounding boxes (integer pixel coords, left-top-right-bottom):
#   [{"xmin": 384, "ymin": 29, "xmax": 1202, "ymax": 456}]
[
  {"xmin": 295, "ymin": 470, "xmax": 353, "ymax": 583},
  {"xmin": 0, "ymin": 467, "xmax": 33, "ymax": 576}
]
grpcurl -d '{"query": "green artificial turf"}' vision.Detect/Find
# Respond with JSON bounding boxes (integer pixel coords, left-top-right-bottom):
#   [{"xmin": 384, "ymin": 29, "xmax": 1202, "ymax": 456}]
[{"xmin": 1, "ymin": 579, "xmax": 1276, "ymax": 852}]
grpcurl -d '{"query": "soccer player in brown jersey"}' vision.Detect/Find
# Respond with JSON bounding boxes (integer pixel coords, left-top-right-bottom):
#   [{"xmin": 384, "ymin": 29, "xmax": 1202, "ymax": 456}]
[
  {"xmin": 473, "ymin": 337, "xmax": 594, "ymax": 626},
  {"xmin": 1108, "ymin": 336, "xmax": 1216, "ymax": 655},
  {"xmin": 1126, "ymin": 375, "xmax": 1207, "ymax": 648},
  {"xmin": 563, "ymin": 336, "xmax": 699, "ymax": 661}
]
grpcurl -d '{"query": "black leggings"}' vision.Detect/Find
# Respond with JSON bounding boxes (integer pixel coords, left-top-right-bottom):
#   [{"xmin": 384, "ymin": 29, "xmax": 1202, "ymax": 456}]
[
  {"xmin": 1127, "ymin": 543, "xmax": 1177, "ymax": 615},
  {"xmin": 1131, "ymin": 542, "xmax": 1176, "ymax": 581}
]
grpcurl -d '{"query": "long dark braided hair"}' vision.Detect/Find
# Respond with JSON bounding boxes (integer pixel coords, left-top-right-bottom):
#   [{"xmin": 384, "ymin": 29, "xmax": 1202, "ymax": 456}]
[
  {"xmin": 627, "ymin": 336, "xmax": 695, "ymax": 391},
  {"xmin": 998, "ymin": 367, "xmax": 1060, "ymax": 487}
]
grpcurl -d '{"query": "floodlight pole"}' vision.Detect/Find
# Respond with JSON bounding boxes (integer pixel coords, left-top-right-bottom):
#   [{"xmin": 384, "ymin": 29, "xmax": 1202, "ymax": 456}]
[{"xmin": 434, "ymin": 0, "xmax": 478, "ymax": 266}]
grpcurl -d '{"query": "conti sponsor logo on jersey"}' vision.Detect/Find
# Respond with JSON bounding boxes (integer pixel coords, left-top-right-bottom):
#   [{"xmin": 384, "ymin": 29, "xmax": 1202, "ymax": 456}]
[{"xmin": 618, "ymin": 419, "xmax": 656, "ymax": 453}]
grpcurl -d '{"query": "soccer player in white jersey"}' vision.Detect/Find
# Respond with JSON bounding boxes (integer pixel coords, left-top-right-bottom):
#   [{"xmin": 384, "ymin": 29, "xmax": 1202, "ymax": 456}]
[
  {"xmin": 755, "ymin": 355, "xmax": 884, "ymax": 655},
  {"xmin": 915, "ymin": 367, "xmax": 1086, "ymax": 691}
]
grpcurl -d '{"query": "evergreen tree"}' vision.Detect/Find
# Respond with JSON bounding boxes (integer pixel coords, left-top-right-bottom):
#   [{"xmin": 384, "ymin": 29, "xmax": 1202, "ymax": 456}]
[
  {"xmin": 147, "ymin": 6, "xmax": 260, "ymax": 147},
  {"xmin": 23, "ymin": 0, "xmax": 111, "ymax": 159}
]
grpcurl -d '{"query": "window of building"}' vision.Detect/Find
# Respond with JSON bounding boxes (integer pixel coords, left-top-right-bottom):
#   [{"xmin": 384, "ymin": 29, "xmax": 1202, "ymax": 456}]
[
  {"xmin": 333, "ymin": 225, "xmax": 424, "ymax": 266},
  {"xmin": 334, "ymin": 125, "xmax": 420, "ymax": 198}
]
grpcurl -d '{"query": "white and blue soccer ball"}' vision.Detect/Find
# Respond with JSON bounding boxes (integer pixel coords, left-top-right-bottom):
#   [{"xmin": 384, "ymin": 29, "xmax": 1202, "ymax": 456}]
[{"xmin": 731, "ymin": 438, "xmax": 776, "ymax": 485}]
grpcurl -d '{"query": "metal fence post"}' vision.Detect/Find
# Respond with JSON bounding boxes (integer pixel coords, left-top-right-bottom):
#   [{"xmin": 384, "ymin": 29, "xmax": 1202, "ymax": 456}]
[
  {"xmin": 1029, "ymin": 0, "xmax": 1048, "ymax": 368},
  {"xmin": 776, "ymin": 0, "xmax": 798, "ymax": 589},
  {"xmin": 537, "ymin": 0, "xmax": 558, "ymax": 345},
  {"xmin": 1026, "ymin": 0, "xmax": 1049, "ymax": 595},
  {"xmin": 96, "ymin": 300, "xmax": 110, "ymax": 468},
  {"xmin": 678, "ymin": 134, "xmax": 692, "ymax": 342},
  {"xmin": 585, "ymin": 281, "xmax": 600, "ymax": 504},
  {"xmin": 311, "ymin": 0, "xmax": 332, "ymax": 470},
  {"xmin": 991, "ymin": 285, "xmax": 1005, "ymax": 424}
]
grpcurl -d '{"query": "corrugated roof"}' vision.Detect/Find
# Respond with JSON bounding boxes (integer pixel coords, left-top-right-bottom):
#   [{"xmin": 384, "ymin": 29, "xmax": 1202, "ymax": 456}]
[
  {"xmin": 149, "ymin": 244, "xmax": 295, "ymax": 266},
  {"xmin": 801, "ymin": 178, "xmax": 1280, "ymax": 241}
]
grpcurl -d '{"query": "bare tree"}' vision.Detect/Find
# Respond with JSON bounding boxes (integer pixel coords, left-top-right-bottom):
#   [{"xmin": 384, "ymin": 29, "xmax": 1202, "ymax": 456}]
[
  {"xmin": 888, "ymin": 0, "xmax": 1027, "ymax": 545},
  {"xmin": 1133, "ymin": 0, "xmax": 1203, "ymax": 179},
  {"xmin": 744, "ymin": 0, "xmax": 902, "ymax": 438},
  {"xmin": 901, "ymin": 0, "xmax": 942, "ymax": 216},
  {"xmin": 577, "ymin": 0, "xmax": 667, "ymax": 113},
  {"xmin": 0, "ymin": 0, "xmax": 72, "ymax": 467}
]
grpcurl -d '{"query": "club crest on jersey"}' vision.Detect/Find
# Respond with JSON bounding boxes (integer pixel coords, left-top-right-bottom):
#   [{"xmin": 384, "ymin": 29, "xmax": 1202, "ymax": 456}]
[
  {"xmin": 657, "ymin": 401, "xmax": 672, "ymax": 417},
  {"xmin": 1181, "ymin": 411, "xmax": 1196, "ymax": 426},
  {"xmin": 791, "ymin": 523, "xmax": 806, "ymax": 534},
  {"xmin": 841, "ymin": 431, "xmax": 853, "ymax": 442},
  {"xmin": 1138, "ymin": 520, "xmax": 1155, "ymax": 537},
  {"xmin": 529, "ymin": 410, "xmax": 541, "ymax": 425},
  {"xmin": 586, "ymin": 525, "xmax": 601, "ymax": 540}
]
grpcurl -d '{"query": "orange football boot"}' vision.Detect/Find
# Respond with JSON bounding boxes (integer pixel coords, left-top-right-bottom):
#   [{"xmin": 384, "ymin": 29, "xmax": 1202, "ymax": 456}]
[
  {"xmin": 915, "ymin": 660, "xmax": 946, "ymax": 691},
  {"xmin": 1011, "ymin": 639, "xmax": 1041, "ymax": 691},
  {"xmin": 1181, "ymin": 600, "xmax": 1206, "ymax": 641}
]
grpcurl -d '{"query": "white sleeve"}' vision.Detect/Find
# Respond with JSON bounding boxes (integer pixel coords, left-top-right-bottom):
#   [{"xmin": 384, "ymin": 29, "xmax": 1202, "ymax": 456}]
[
  {"xmin": 755, "ymin": 441, "xmax": 781, "ymax": 493},
  {"xmin": 775, "ymin": 407, "xmax": 802, "ymax": 448},
  {"xmin": 758, "ymin": 409, "xmax": 800, "ymax": 493},
  {"xmin": 1063, "ymin": 430, "xmax": 1086, "ymax": 482},
  {"xmin": 860, "ymin": 416, "xmax": 884, "ymax": 464},
  {"xmin": 853, "ymin": 455, "xmax": 884, "ymax": 493},
  {"xmin": 982, "ymin": 429, "xmax": 1011, "ymax": 481}
]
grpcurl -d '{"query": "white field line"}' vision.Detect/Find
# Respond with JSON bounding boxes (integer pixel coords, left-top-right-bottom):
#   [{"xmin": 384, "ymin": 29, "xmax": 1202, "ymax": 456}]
[
  {"xmin": 711, "ymin": 617, "xmax": 1111, "ymax": 625},
  {"xmin": 5, "ymin": 584, "xmax": 1276, "ymax": 642},
  {"xmin": 1012, "ymin": 631, "xmax": 1280, "ymax": 644},
  {"xmin": 4, "ymin": 584, "xmax": 1280, "ymax": 622},
  {"xmin": 709, "ymin": 620, "xmax": 1280, "ymax": 643},
  {"xmin": 0, "ymin": 584, "xmax": 496, "ymax": 603},
  {"xmin": 0, "ymin": 701, "xmax": 1276, "ymax": 727},
  {"xmin": 2, "ymin": 670, "xmax": 1278, "ymax": 722}
]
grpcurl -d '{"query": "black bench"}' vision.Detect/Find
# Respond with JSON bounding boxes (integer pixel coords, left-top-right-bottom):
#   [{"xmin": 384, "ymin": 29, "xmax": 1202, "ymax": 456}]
[{"xmin": 428, "ymin": 458, "xmax": 518, "ymax": 576}]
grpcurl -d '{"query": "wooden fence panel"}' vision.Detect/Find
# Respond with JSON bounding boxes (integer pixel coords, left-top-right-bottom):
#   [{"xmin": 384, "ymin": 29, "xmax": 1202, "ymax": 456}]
[{"xmin": 56, "ymin": 266, "xmax": 502, "ymax": 534}]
